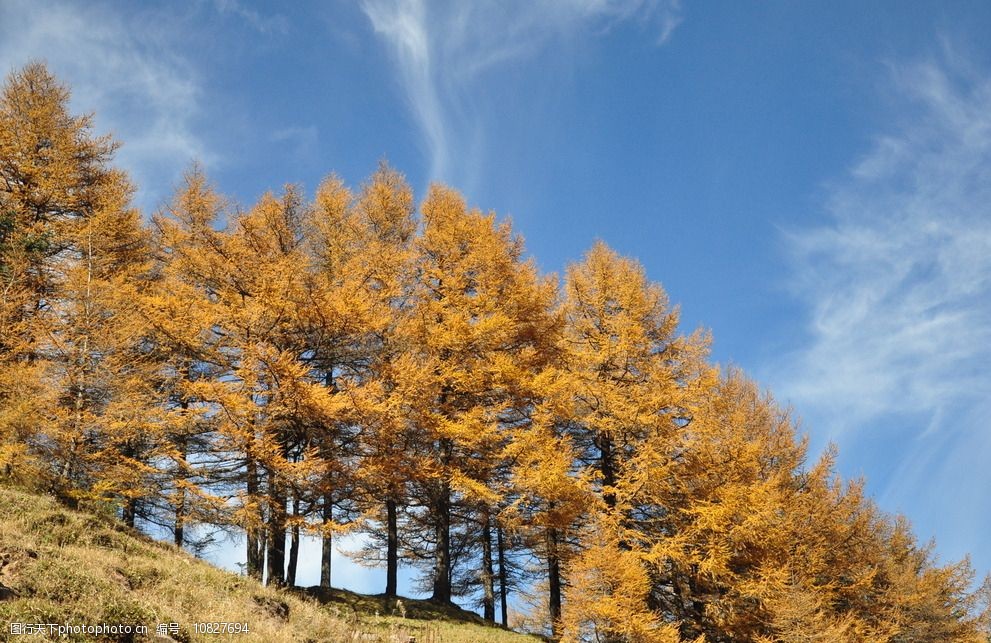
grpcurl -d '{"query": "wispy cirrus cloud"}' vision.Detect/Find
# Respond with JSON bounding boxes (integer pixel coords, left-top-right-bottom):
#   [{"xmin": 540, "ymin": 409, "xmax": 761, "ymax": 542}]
[
  {"xmin": 361, "ymin": 0, "xmax": 682, "ymax": 188},
  {"xmin": 773, "ymin": 49, "xmax": 991, "ymax": 567},
  {"xmin": 213, "ymin": 0, "xmax": 290, "ymax": 35},
  {"xmin": 779, "ymin": 54, "xmax": 991, "ymax": 429},
  {"xmin": 0, "ymin": 0, "xmax": 211, "ymax": 211},
  {"xmin": 270, "ymin": 125, "xmax": 320, "ymax": 161}
]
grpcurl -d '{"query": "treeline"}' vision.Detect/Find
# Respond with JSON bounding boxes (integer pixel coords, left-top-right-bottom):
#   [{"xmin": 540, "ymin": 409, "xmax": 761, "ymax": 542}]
[{"xmin": 1, "ymin": 63, "xmax": 988, "ymax": 642}]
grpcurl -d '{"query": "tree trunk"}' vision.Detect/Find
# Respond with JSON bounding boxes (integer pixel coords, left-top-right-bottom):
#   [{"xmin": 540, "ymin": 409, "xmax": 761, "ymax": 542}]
[
  {"xmin": 174, "ymin": 502, "xmax": 185, "ymax": 548},
  {"xmin": 386, "ymin": 497, "xmax": 399, "ymax": 597},
  {"xmin": 320, "ymin": 491, "xmax": 333, "ymax": 589},
  {"xmin": 122, "ymin": 497, "xmax": 136, "ymax": 528},
  {"xmin": 497, "ymin": 524, "xmax": 509, "ymax": 628},
  {"xmin": 431, "ymin": 471, "xmax": 452, "ymax": 603},
  {"xmin": 598, "ymin": 434, "xmax": 629, "ymax": 552},
  {"xmin": 245, "ymin": 457, "xmax": 263, "ymax": 581},
  {"xmin": 599, "ymin": 433, "xmax": 616, "ymax": 511},
  {"xmin": 431, "ymin": 381, "xmax": 454, "ymax": 604},
  {"xmin": 320, "ymin": 368, "xmax": 336, "ymax": 590},
  {"xmin": 287, "ymin": 494, "xmax": 300, "ymax": 587},
  {"xmin": 481, "ymin": 509, "xmax": 496, "ymax": 622},
  {"xmin": 547, "ymin": 526, "xmax": 562, "ymax": 637},
  {"xmin": 173, "ymin": 428, "xmax": 188, "ymax": 548},
  {"xmin": 266, "ymin": 466, "xmax": 286, "ymax": 588}
]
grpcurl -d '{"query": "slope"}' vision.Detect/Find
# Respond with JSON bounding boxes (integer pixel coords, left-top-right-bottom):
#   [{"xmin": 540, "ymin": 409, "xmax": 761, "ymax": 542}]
[{"xmin": 0, "ymin": 487, "xmax": 541, "ymax": 642}]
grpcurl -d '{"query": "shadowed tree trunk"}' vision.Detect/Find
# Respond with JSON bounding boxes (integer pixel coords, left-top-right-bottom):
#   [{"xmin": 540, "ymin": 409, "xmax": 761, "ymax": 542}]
[
  {"xmin": 497, "ymin": 524, "xmax": 509, "ymax": 627},
  {"xmin": 386, "ymin": 497, "xmax": 399, "ymax": 597},
  {"xmin": 599, "ymin": 434, "xmax": 616, "ymax": 512},
  {"xmin": 320, "ymin": 491, "xmax": 333, "ymax": 588},
  {"xmin": 431, "ymin": 475, "xmax": 452, "ymax": 603},
  {"xmin": 173, "ymin": 397, "xmax": 190, "ymax": 548},
  {"xmin": 122, "ymin": 497, "xmax": 136, "ymax": 528},
  {"xmin": 482, "ymin": 509, "xmax": 496, "ymax": 622},
  {"xmin": 266, "ymin": 467, "xmax": 286, "ymax": 587},
  {"xmin": 548, "ymin": 525, "xmax": 562, "ymax": 637},
  {"xmin": 320, "ymin": 369, "xmax": 336, "ymax": 589},
  {"xmin": 431, "ymin": 431, "xmax": 454, "ymax": 604},
  {"xmin": 173, "ymin": 495, "xmax": 185, "ymax": 546},
  {"xmin": 245, "ymin": 456, "xmax": 263, "ymax": 581},
  {"xmin": 287, "ymin": 494, "xmax": 300, "ymax": 587}
]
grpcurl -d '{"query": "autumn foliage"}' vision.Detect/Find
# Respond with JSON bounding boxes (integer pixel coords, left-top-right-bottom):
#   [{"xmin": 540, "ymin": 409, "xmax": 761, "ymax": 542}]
[{"xmin": 1, "ymin": 63, "xmax": 989, "ymax": 642}]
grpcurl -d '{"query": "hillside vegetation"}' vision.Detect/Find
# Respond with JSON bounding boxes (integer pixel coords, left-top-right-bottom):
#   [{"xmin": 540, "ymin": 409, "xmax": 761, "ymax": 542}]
[{"xmin": 0, "ymin": 487, "xmax": 540, "ymax": 642}]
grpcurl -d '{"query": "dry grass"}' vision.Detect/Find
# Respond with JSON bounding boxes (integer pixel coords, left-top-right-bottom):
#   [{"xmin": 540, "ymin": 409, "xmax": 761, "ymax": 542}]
[{"xmin": 0, "ymin": 487, "xmax": 541, "ymax": 642}]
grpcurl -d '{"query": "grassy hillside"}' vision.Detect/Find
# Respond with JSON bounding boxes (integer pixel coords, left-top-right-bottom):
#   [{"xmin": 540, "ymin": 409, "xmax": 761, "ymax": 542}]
[{"xmin": 0, "ymin": 487, "xmax": 542, "ymax": 642}]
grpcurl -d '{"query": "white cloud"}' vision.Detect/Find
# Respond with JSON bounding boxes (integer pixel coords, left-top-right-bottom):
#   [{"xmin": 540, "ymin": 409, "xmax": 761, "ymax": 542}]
[
  {"xmin": 0, "ymin": 0, "xmax": 211, "ymax": 212},
  {"xmin": 361, "ymin": 0, "xmax": 682, "ymax": 188},
  {"xmin": 774, "ymin": 51, "xmax": 991, "ymax": 567},
  {"xmin": 213, "ymin": 0, "xmax": 290, "ymax": 35},
  {"xmin": 779, "ymin": 56, "xmax": 991, "ymax": 427},
  {"xmin": 271, "ymin": 126, "xmax": 320, "ymax": 159}
]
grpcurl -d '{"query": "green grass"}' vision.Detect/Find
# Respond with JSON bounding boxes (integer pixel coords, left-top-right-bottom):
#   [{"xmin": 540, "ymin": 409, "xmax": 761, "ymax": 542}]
[{"xmin": 0, "ymin": 487, "xmax": 542, "ymax": 642}]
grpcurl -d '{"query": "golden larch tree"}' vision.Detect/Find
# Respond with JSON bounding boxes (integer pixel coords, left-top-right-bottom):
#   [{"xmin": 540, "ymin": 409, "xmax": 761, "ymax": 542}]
[
  {"xmin": 556, "ymin": 241, "xmax": 710, "ymax": 640},
  {"xmin": 393, "ymin": 185, "xmax": 557, "ymax": 605},
  {"xmin": 0, "ymin": 63, "xmax": 118, "ymax": 488}
]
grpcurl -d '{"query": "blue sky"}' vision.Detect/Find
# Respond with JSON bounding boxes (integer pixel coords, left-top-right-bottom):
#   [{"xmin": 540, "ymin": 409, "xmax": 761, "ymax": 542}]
[{"xmin": 3, "ymin": 0, "xmax": 990, "ymax": 600}]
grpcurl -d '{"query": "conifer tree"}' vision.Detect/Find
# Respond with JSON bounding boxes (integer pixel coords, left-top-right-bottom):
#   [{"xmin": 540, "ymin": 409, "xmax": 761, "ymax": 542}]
[
  {"xmin": 210, "ymin": 187, "xmax": 335, "ymax": 586},
  {"xmin": 555, "ymin": 241, "xmax": 709, "ymax": 638},
  {"xmin": 0, "ymin": 63, "xmax": 119, "ymax": 489},
  {"xmin": 310, "ymin": 165, "xmax": 420, "ymax": 596},
  {"xmin": 152, "ymin": 174, "xmax": 333, "ymax": 583},
  {"xmin": 146, "ymin": 168, "xmax": 233, "ymax": 547},
  {"xmin": 393, "ymin": 185, "xmax": 556, "ymax": 604},
  {"xmin": 46, "ymin": 174, "xmax": 160, "ymax": 517},
  {"xmin": 301, "ymin": 173, "xmax": 362, "ymax": 588}
]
